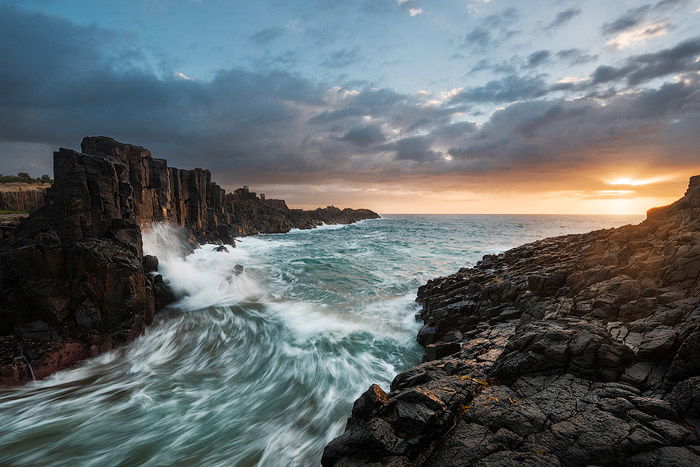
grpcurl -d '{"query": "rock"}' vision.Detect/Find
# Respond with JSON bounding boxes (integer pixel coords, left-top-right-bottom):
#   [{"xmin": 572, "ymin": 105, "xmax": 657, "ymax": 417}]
[
  {"xmin": 423, "ymin": 341, "xmax": 461, "ymax": 362},
  {"xmin": 0, "ymin": 148, "xmax": 156, "ymax": 386},
  {"xmin": 0, "ymin": 136, "xmax": 378, "ymax": 386},
  {"xmin": 142, "ymin": 254, "xmax": 159, "ymax": 273},
  {"xmin": 324, "ymin": 175, "xmax": 700, "ymax": 466},
  {"xmin": 80, "ymin": 137, "xmax": 379, "ymax": 243},
  {"xmin": 233, "ymin": 264, "xmax": 244, "ymax": 276},
  {"xmin": 215, "ymin": 245, "xmax": 229, "ymax": 253},
  {"xmin": 0, "ymin": 182, "xmax": 50, "ymax": 212}
]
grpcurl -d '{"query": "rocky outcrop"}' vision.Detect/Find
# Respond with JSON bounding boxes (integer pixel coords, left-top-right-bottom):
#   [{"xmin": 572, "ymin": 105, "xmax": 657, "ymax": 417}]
[
  {"xmin": 0, "ymin": 182, "xmax": 50, "ymax": 212},
  {"xmin": 0, "ymin": 137, "xmax": 378, "ymax": 386},
  {"xmin": 0, "ymin": 214, "xmax": 28, "ymax": 242},
  {"xmin": 228, "ymin": 186, "xmax": 380, "ymax": 236},
  {"xmin": 0, "ymin": 148, "xmax": 160, "ymax": 386},
  {"xmin": 80, "ymin": 137, "xmax": 379, "ymax": 241},
  {"xmin": 80, "ymin": 136, "xmax": 237, "ymax": 244},
  {"xmin": 323, "ymin": 176, "xmax": 700, "ymax": 466}
]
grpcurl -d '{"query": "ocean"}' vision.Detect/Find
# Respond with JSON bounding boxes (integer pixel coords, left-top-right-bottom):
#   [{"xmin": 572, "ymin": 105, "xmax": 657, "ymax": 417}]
[{"xmin": 0, "ymin": 214, "xmax": 643, "ymax": 465}]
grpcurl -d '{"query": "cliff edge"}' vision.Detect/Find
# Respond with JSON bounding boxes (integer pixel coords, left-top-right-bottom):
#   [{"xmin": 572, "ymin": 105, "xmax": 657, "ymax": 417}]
[
  {"xmin": 323, "ymin": 176, "xmax": 700, "ymax": 466},
  {"xmin": 0, "ymin": 137, "xmax": 379, "ymax": 386}
]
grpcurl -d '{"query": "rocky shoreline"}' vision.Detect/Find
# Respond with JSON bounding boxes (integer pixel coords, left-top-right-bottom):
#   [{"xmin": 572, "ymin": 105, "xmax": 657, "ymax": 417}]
[
  {"xmin": 0, "ymin": 137, "xmax": 379, "ymax": 386},
  {"xmin": 323, "ymin": 176, "xmax": 700, "ymax": 466}
]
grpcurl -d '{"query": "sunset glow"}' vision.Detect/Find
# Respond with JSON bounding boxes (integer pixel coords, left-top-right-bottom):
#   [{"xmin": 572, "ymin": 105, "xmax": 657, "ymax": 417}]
[{"xmin": 605, "ymin": 176, "xmax": 672, "ymax": 187}]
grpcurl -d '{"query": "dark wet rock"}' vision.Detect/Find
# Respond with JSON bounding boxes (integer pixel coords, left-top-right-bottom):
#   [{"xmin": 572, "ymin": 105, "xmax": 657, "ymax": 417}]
[
  {"xmin": 142, "ymin": 254, "xmax": 159, "ymax": 273},
  {"xmin": 81, "ymin": 136, "xmax": 379, "ymax": 242},
  {"xmin": 324, "ymin": 175, "xmax": 700, "ymax": 466},
  {"xmin": 227, "ymin": 186, "xmax": 379, "ymax": 236},
  {"xmin": 215, "ymin": 245, "xmax": 229, "ymax": 253},
  {"xmin": 1, "ymin": 136, "xmax": 378, "ymax": 386},
  {"xmin": 0, "ymin": 148, "xmax": 158, "ymax": 385},
  {"xmin": 233, "ymin": 264, "xmax": 244, "ymax": 276}
]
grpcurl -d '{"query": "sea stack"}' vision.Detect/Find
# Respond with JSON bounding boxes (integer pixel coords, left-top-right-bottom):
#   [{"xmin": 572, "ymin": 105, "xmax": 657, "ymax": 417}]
[{"xmin": 323, "ymin": 176, "xmax": 700, "ymax": 466}]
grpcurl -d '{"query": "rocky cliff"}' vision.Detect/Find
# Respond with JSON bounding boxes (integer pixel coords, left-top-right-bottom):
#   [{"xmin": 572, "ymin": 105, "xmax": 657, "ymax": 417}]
[
  {"xmin": 0, "ymin": 137, "xmax": 379, "ymax": 386},
  {"xmin": 323, "ymin": 176, "xmax": 700, "ymax": 466},
  {"xmin": 0, "ymin": 182, "xmax": 50, "ymax": 212},
  {"xmin": 0, "ymin": 148, "xmax": 162, "ymax": 386},
  {"xmin": 80, "ymin": 136, "xmax": 379, "ymax": 241}
]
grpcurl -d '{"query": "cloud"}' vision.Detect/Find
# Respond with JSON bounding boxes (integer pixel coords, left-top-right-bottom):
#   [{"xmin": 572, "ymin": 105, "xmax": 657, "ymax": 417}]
[
  {"xmin": 544, "ymin": 7, "xmax": 582, "ymax": 31},
  {"xmin": 339, "ymin": 124, "xmax": 386, "ymax": 146},
  {"xmin": 601, "ymin": 5, "xmax": 653, "ymax": 35},
  {"xmin": 408, "ymin": 8, "xmax": 423, "ymax": 16},
  {"xmin": 388, "ymin": 136, "xmax": 442, "ymax": 161},
  {"xmin": 606, "ymin": 21, "xmax": 672, "ymax": 49},
  {"xmin": 524, "ymin": 50, "xmax": 551, "ymax": 68},
  {"xmin": 174, "ymin": 72, "xmax": 193, "ymax": 80},
  {"xmin": 446, "ymin": 77, "xmax": 700, "ymax": 177},
  {"xmin": 321, "ymin": 47, "xmax": 363, "ymax": 68},
  {"xmin": 591, "ymin": 36, "xmax": 700, "ymax": 86},
  {"xmin": 450, "ymin": 75, "xmax": 549, "ymax": 104},
  {"xmin": 463, "ymin": 8, "xmax": 520, "ymax": 52},
  {"xmin": 601, "ymin": 0, "xmax": 688, "ymax": 35},
  {"xmin": 0, "ymin": 3, "xmax": 699, "ymax": 198},
  {"xmin": 555, "ymin": 48, "xmax": 598, "ymax": 65},
  {"xmin": 249, "ymin": 26, "xmax": 285, "ymax": 44}
]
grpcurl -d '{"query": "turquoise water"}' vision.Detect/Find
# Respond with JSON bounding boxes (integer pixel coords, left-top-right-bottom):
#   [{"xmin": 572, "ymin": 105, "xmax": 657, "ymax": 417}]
[{"xmin": 0, "ymin": 214, "xmax": 643, "ymax": 466}]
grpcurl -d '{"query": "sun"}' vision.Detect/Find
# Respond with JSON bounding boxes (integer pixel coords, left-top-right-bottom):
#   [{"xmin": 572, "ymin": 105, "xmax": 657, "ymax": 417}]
[{"xmin": 605, "ymin": 176, "xmax": 670, "ymax": 186}]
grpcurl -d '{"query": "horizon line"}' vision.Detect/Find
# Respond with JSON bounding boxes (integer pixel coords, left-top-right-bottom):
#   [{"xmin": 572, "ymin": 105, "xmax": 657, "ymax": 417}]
[{"xmin": 375, "ymin": 212, "xmax": 647, "ymax": 216}]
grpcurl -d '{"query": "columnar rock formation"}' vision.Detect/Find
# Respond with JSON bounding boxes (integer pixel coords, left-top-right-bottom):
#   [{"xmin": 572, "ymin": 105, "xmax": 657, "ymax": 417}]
[
  {"xmin": 323, "ymin": 176, "xmax": 700, "ymax": 466},
  {"xmin": 0, "ymin": 137, "xmax": 379, "ymax": 386},
  {"xmin": 80, "ymin": 136, "xmax": 380, "ymax": 241},
  {"xmin": 80, "ymin": 136, "xmax": 237, "ymax": 244},
  {"xmin": 0, "ymin": 148, "xmax": 159, "ymax": 386},
  {"xmin": 0, "ymin": 183, "xmax": 50, "ymax": 212}
]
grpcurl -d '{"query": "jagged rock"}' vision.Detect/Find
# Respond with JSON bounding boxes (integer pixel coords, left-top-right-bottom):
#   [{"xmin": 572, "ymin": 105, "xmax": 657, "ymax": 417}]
[
  {"xmin": 0, "ymin": 137, "xmax": 378, "ymax": 386},
  {"xmin": 215, "ymin": 245, "xmax": 229, "ymax": 253},
  {"xmin": 0, "ymin": 148, "xmax": 157, "ymax": 385},
  {"xmin": 323, "ymin": 175, "xmax": 700, "ymax": 466},
  {"xmin": 143, "ymin": 255, "xmax": 159, "ymax": 273}
]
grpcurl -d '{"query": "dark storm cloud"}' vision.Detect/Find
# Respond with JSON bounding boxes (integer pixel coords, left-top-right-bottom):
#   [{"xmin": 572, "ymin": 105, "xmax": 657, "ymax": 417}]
[
  {"xmin": 544, "ymin": 8, "xmax": 582, "ymax": 31},
  {"xmin": 591, "ymin": 36, "xmax": 700, "ymax": 86},
  {"xmin": 339, "ymin": 125, "xmax": 386, "ymax": 146},
  {"xmin": 388, "ymin": 136, "xmax": 442, "ymax": 161},
  {"xmin": 395, "ymin": 137, "xmax": 441, "ymax": 162},
  {"xmin": 1, "ymin": 4, "xmax": 699, "ymax": 190},
  {"xmin": 447, "ymin": 77, "xmax": 700, "ymax": 173}
]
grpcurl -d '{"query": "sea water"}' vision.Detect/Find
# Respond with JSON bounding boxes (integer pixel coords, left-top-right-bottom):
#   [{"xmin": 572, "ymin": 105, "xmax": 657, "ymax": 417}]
[{"xmin": 0, "ymin": 214, "xmax": 643, "ymax": 466}]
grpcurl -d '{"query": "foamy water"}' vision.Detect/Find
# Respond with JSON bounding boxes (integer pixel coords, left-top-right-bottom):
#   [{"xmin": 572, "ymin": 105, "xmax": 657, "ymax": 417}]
[{"xmin": 0, "ymin": 214, "xmax": 643, "ymax": 465}]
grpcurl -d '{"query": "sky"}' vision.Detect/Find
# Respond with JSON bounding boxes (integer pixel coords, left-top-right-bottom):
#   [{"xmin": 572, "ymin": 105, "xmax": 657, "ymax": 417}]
[{"xmin": 0, "ymin": 0, "xmax": 699, "ymax": 214}]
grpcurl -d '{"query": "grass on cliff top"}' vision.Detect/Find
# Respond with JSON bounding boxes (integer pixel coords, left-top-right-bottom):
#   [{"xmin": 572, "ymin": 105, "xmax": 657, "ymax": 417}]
[{"xmin": 0, "ymin": 175, "xmax": 52, "ymax": 184}]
